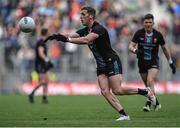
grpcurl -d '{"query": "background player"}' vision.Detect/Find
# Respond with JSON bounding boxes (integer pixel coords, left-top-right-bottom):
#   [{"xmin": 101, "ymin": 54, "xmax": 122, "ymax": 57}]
[
  {"xmin": 129, "ymin": 13, "xmax": 176, "ymax": 111},
  {"xmin": 28, "ymin": 28, "xmax": 53, "ymax": 104},
  {"xmin": 45, "ymin": 6, "xmax": 157, "ymax": 120}
]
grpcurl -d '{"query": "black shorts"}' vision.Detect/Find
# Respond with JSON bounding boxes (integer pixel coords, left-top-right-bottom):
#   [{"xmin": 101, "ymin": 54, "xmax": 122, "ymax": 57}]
[
  {"xmin": 138, "ymin": 59, "xmax": 159, "ymax": 73},
  {"xmin": 97, "ymin": 56, "xmax": 122, "ymax": 77},
  {"xmin": 35, "ymin": 63, "xmax": 48, "ymax": 73}
]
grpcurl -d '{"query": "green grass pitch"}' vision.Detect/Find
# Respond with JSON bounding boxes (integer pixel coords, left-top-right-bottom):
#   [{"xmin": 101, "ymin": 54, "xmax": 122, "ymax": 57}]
[{"xmin": 0, "ymin": 94, "xmax": 179, "ymax": 127}]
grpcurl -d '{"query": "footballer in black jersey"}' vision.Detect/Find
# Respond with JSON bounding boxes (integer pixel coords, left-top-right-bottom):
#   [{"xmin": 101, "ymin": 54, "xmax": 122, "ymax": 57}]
[
  {"xmin": 129, "ymin": 13, "xmax": 176, "ymax": 112},
  {"xmin": 45, "ymin": 7, "xmax": 157, "ymax": 121},
  {"xmin": 76, "ymin": 21, "xmax": 122, "ymax": 76},
  {"xmin": 28, "ymin": 28, "xmax": 53, "ymax": 104},
  {"xmin": 35, "ymin": 38, "xmax": 48, "ymax": 73}
]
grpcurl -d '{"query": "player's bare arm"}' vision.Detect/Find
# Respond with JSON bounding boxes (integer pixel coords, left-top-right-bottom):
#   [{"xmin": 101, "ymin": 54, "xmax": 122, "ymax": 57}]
[
  {"xmin": 161, "ymin": 44, "xmax": 176, "ymax": 74},
  {"xmin": 60, "ymin": 32, "xmax": 80, "ymax": 38},
  {"xmin": 161, "ymin": 44, "xmax": 172, "ymax": 61},
  {"xmin": 67, "ymin": 32, "xmax": 99, "ymax": 44},
  {"xmin": 38, "ymin": 46, "xmax": 47, "ymax": 61}
]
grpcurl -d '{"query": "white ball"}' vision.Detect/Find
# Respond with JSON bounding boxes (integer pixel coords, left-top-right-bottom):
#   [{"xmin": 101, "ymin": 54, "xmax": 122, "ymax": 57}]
[{"xmin": 19, "ymin": 17, "xmax": 35, "ymax": 33}]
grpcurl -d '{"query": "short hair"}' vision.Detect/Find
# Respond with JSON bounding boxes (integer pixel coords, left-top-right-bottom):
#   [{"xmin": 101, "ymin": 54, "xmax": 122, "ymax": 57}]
[
  {"xmin": 41, "ymin": 28, "xmax": 48, "ymax": 36},
  {"xmin": 143, "ymin": 13, "xmax": 154, "ymax": 21},
  {"xmin": 81, "ymin": 6, "xmax": 96, "ymax": 19}
]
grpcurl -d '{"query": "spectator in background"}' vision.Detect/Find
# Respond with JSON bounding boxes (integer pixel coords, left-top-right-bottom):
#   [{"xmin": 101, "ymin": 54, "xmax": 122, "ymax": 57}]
[{"xmin": 105, "ymin": 16, "xmax": 117, "ymax": 47}]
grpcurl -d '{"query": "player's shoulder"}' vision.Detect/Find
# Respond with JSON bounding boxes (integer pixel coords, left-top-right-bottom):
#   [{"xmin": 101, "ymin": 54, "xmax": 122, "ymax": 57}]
[
  {"xmin": 153, "ymin": 28, "xmax": 163, "ymax": 35},
  {"xmin": 36, "ymin": 38, "xmax": 45, "ymax": 46},
  {"xmin": 76, "ymin": 26, "xmax": 88, "ymax": 33},
  {"xmin": 93, "ymin": 21, "xmax": 107, "ymax": 35},
  {"xmin": 92, "ymin": 21, "xmax": 104, "ymax": 29},
  {"xmin": 135, "ymin": 28, "xmax": 145, "ymax": 34}
]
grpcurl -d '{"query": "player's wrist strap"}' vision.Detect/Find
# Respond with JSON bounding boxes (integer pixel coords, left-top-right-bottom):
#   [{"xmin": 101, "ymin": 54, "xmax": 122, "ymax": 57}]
[
  {"xmin": 45, "ymin": 57, "xmax": 49, "ymax": 62},
  {"xmin": 68, "ymin": 37, "xmax": 72, "ymax": 42},
  {"xmin": 133, "ymin": 49, "xmax": 136, "ymax": 53},
  {"xmin": 168, "ymin": 58, "xmax": 173, "ymax": 64}
]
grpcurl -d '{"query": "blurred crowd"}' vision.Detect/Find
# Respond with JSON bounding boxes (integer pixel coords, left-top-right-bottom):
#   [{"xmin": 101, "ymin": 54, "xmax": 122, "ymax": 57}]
[{"xmin": 0, "ymin": 0, "xmax": 179, "ymax": 80}]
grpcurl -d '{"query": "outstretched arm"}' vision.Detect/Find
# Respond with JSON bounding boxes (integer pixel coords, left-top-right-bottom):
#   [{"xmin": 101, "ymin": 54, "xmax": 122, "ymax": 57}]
[
  {"xmin": 44, "ymin": 32, "xmax": 80, "ymax": 43},
  {"xmin": 67, "ymin": 32, "xmax": 99, "ymax": 44},
  {"xmin": 61, "ymin": 32, "xmax": 80, "ymax": 38},
  {"xmin": 44, "ymin": 32, "xmax": 99, "ymax": 45}
]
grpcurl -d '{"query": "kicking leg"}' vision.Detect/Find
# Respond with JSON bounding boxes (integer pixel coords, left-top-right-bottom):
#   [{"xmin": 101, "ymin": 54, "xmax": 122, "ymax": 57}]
[{"xmin": 108, "ymin": 74, "xmax": 156, "ymax": 107}]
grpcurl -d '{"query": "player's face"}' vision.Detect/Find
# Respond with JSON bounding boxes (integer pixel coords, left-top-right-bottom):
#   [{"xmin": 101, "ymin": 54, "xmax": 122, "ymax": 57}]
[
  {"xmin": 80, "ymin": 10, "xmax": 92, "ymax": 26},
  {"xmin": 143, "ymin": 19, "xmax": 154, "ymax": 32}
]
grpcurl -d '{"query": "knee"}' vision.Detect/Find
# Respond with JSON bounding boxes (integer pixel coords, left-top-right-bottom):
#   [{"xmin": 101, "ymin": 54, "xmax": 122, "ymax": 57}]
[
  {"xmin": 40, "ymin": 80, "xmax": 48, "ymax": 85},
  {"xmin": 101, "ymin": 89, "xmax": 110, "ymax": 97},
  {"xmin": 147, "ymin": 78, "xmax": 155, "ymax": 85},
  {"xmin": 112, "ymin": 88, "xmax": 123, "ymax": 95}
]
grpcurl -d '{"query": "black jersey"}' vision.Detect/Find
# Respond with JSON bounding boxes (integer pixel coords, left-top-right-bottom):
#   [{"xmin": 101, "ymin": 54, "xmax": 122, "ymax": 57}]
[
  {"xmin": 76, "ymin": 21, "xmax": 118, "ymax": 68},
  {"xmin": 132, "ymin": 28, "xmax": 165, "ymax": 61},
  {"xmin": 35, "ymin": 38, "xmax": 47, "ymax": 65}
]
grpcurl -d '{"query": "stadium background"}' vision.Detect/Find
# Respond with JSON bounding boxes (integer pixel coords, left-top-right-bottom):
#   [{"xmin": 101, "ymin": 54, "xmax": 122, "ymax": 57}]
[{"xmin": 0, "ymin": 0, "xmax": 180, "ymax": 95}]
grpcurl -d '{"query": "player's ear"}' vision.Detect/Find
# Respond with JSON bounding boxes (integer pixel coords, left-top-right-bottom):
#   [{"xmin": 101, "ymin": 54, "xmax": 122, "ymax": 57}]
[{"xmin": 152, "ymin": 19, "xmax": 155, "ymax": 25}]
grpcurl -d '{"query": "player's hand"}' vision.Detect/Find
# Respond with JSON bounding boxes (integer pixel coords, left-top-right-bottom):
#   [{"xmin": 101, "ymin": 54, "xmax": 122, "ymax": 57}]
[
  {"xmin": 134, "ymin": 49, "xmax": 140, "ymax": 54},
  {"xmin": 45, "ymin": 61, "xmax": 54, "ymax": 70},
  {"xmin": 50, "ymin": 33, "xmax": 68, "ymax": 42},
  {"xmin": 134, "ymin": 49, "xmax": 142, "ymax": 58},
  {"xmin": 169, "ymin": 61, "xmax": 176, "ymax": 74},
  {"xmin": 56, "ymin": 34, "xmax": 68, "ymax": 42}
]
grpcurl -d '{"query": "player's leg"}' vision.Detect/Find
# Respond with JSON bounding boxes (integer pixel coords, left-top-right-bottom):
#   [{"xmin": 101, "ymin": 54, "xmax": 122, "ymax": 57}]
[
  {"xmin": 108, "ymin": 74, "xmax": 156, "ymax": 120},
  {"xmin": 106, "ymin": 56, "xmax": 156, "ymax": 106},
  {"xmin": 109, "ymin": 74, "xmax": 145, "ymax": 95},
  {"xmin": 98, "ymin": 74, "xmax": 130, "ymax": 121},
  {"xmin": 147, "ymin": 68, "xmax": 161, "ymax": 110},
  {"xmin": 147, "ymin": 68, "xmax": 159, "ymax": 93},
  {"xmin": 40, "ymin": 73, "xmax": 49, "ymax": 104},
  {"xmin": 108, "ymin": 57, "xmax": 148, "ymax": 95},
  {"xmin": 28, "ymin": 72, "xmax": 42, "ymax": 103},
  {"xmin": 108, "ymin": 74, "xmax": 156, "ymax": 107},
  {"xmin": 140, "ymin": 73, "xmax": 148, "ymax": 87},
  {"xmin": 140, "ymin": 73, "xmax": 151, "ymax": 111},
  {"xmin": 138, "ymin": 59, "xmax": 155, "ymax": 111},
  {"xmin": 109, "ymin": 74, "xmax": 138, "ymax": 95}
]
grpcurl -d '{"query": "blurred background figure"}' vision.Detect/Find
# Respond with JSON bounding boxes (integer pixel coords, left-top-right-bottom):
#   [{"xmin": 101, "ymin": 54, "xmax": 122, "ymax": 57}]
[{"xmin": 28, "ymin": 28, "xmax": 53, "ymax": 104}]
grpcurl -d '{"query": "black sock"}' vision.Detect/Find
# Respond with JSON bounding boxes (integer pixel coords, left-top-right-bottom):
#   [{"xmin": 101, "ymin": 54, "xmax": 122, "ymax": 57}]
[
  {"xmin": 30, "ymin": 91, "xmax": 34, "ymax": 96},
  {"xmin": 42, "ymin": 96, "xmax": 47, "ymax": 100},
  {"xmin": 119, "ymin": 109, "xmax": 127, "ymax": 116},
  {"xmin": 138, "ymin": 88, "xmax": 148, "ymax": 96},
  {"xmin": 156, "ymin": 98, "xmax": 160, "ymax": 105},
  {"xmin": 145, "ymin": 100, "xmax": 151, "ymax": 106}
]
